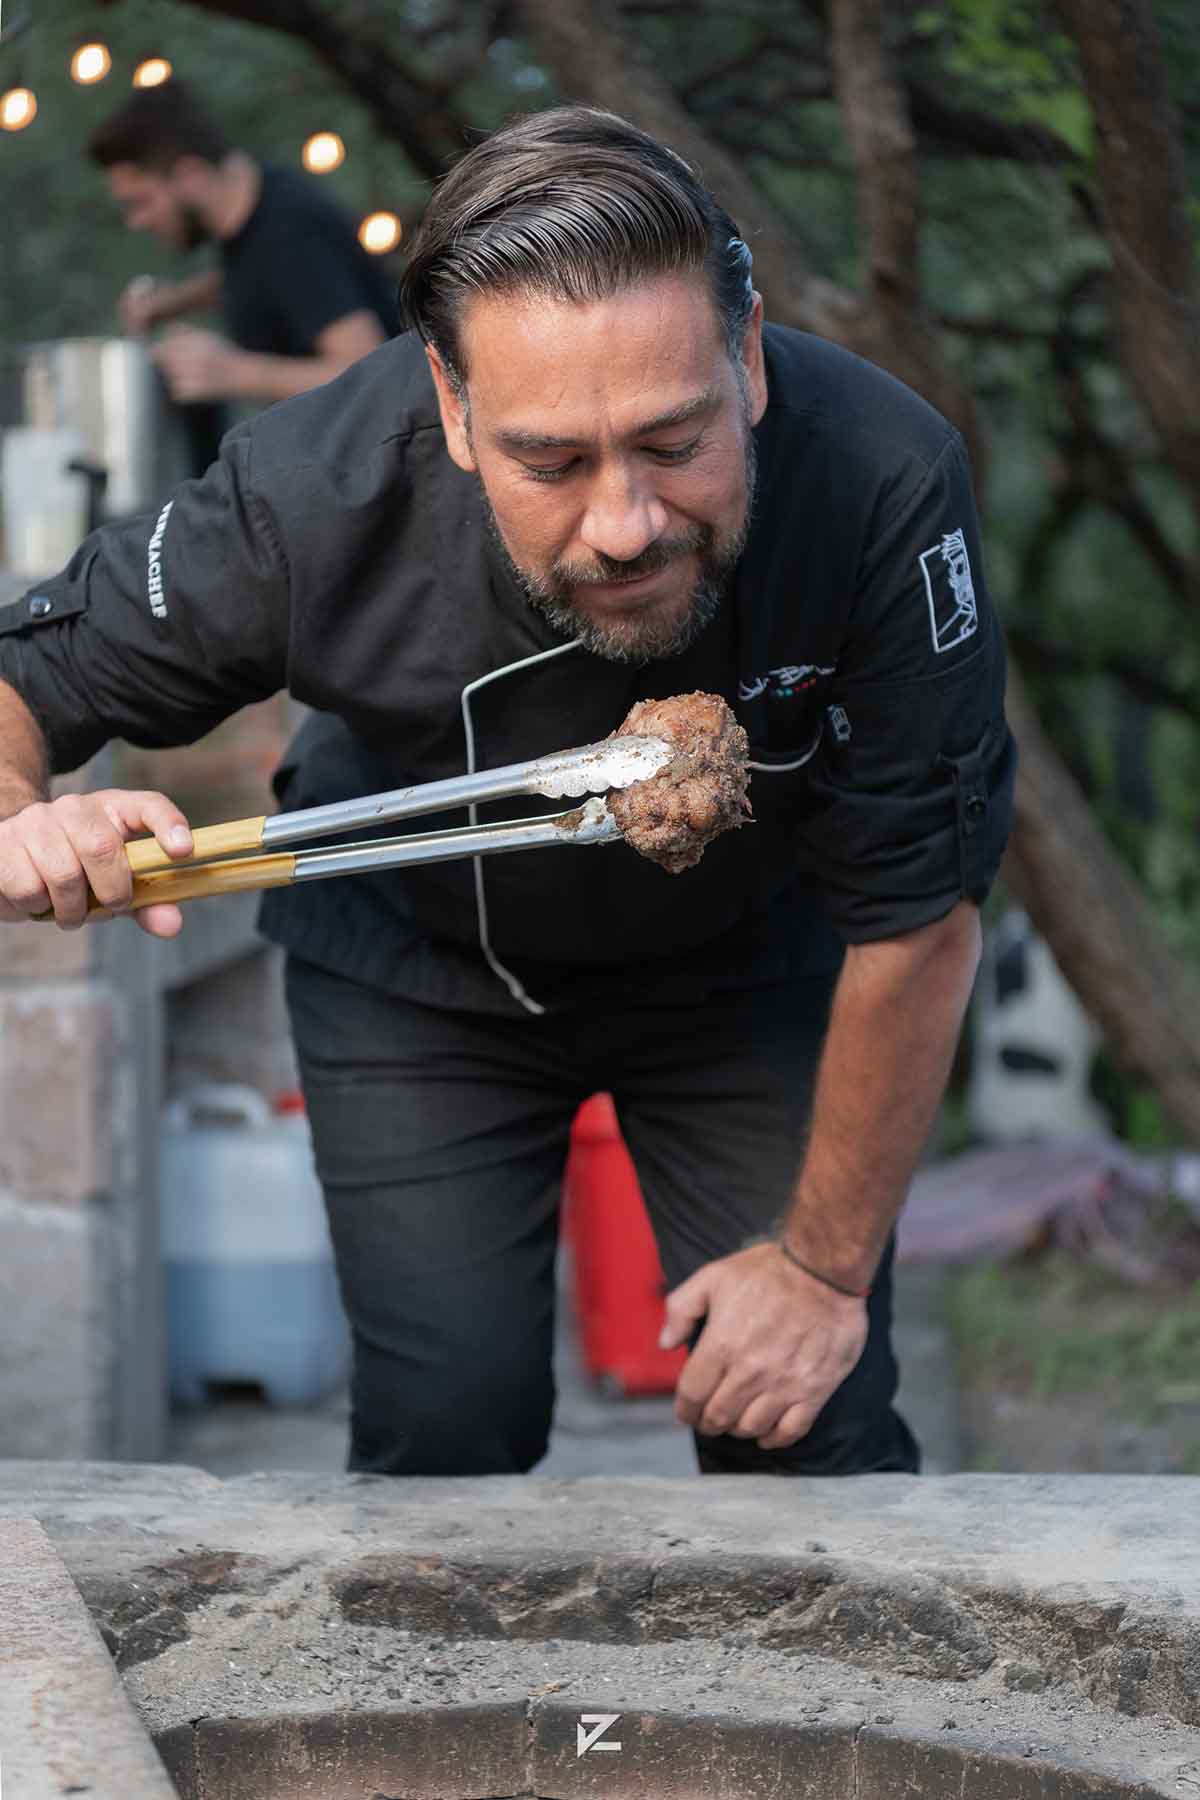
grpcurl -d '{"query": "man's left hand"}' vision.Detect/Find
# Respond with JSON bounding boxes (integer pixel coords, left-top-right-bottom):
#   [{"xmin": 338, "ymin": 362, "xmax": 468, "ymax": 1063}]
[
  {"xmin": 660, "ymin": 1243, "xmax": 869, "ymax": 1450},
  {"xmin": 152, "ymin": 327, "xmax": 242, "ymax": 402}
]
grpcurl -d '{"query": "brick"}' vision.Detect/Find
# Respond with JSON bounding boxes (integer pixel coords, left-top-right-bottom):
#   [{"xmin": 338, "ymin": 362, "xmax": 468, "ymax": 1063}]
[
  {"xmin": 532, "ymin": 1699, "xmax": 855, "ymax": 1798},
  {"xmin": 0, "ymin": 1199, "xmax": 106, "ymax": 1456},
  {"xmin": 857, "ymin": 1727, "xmax": 1150, "ymax": 1798},
  {"xmin": 192, "ymin": 1703, "xmax": 527, "ymax": 1800},
  {"xmin": 0, "ymin": 984, "xmax": 122, "ymax": 1203}
]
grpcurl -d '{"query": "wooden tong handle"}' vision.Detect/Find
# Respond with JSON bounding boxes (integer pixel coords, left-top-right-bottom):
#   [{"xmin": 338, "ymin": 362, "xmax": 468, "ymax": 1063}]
[
  {"xmin": 33, "ymin": 849, "xmax": 297, "ymax": 922},
  {"xmin": 125, "ymin": 814, "xmax": 268, "ymax": 875},
  {"xmin": 116, "ymin": 850, "xmax": 297, "ymax": 915}
]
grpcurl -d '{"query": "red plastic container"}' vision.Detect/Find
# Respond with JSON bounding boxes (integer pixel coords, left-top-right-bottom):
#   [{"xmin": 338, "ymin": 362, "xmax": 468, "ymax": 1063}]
[{"xmin": 562, "ymin": 1093, "xmax": 689, "ymax": 1396}]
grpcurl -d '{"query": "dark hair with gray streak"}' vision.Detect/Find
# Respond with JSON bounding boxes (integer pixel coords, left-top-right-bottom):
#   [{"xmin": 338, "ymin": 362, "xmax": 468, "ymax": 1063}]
[{"xmin": 398, "ymin": 106, "xmax": 754, "ymax": 391}]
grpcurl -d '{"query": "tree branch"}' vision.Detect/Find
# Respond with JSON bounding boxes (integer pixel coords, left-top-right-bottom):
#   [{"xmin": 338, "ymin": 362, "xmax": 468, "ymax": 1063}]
[
  {"xmin": 905, "ymin": 77, "xmax": 1071, "ymax": 165},
  {"xmin": 168, "ymin": 0, "xmax": 471, "ymax": 178},
  {"xmin": 828, "ymin": 0, "xmax": 919, "ymax": 311},
  {"xmin": 1049, "ymin": 325, "xmax": 1200, "ymax": 612},
  {"xmin": 1003, "ymin": 671, "xmax": 1200, "ymax": 1142},
  {"xmin": 1007, "ymin": 623, "xmax": 1200, "ymax": 729},
  {"xmin": 1049, "ymin": 0, "xmax": 1200, "ymax": 517}
]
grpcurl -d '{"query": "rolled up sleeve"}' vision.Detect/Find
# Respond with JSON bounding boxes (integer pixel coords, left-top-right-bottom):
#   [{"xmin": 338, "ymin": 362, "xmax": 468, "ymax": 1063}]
[
  {"xmin": 800, "ymin": 432, "xmax": 1016, "ymax": 941},
  {"xmin": 0, "ymin": 429, "xmax": 290, "ymax": 776}
]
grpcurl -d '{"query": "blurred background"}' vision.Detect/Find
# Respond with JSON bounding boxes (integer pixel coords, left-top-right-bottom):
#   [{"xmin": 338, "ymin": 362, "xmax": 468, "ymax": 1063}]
[{"xmin": 0, "ymin": 0, "xmax": 1198, "ymax": 1481}]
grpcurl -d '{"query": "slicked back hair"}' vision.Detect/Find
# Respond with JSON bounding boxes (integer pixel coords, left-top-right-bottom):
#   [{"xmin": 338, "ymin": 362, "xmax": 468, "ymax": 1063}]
[{"xmin": 398, "ymin": 106, "xmax": 755, "ymax": 392}]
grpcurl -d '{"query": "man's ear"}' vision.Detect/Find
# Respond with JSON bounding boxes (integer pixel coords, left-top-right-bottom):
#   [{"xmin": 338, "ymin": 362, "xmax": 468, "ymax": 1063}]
[
  {"xmin": 741, "ymin": 292, "xmax": 768, "ymax": 427},
  {"xmin": 426, "ymin": 345, "xmax": 476, "ymax": 473}
]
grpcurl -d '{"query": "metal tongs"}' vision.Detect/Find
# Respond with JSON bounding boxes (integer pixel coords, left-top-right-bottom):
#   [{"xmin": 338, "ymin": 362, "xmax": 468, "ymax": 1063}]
[{"xmin": 75, "ymin": 733, "xmax": 675, "ymax": 919}]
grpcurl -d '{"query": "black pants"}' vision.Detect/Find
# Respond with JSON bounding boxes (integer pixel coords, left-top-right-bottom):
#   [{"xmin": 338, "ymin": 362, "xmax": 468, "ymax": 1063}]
[{"xmin": 285, "ymin": 957, "xmax": 920, "ymax": 1478}]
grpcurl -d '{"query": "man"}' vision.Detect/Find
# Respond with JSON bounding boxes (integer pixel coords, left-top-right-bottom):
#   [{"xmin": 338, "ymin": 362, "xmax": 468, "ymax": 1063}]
[
  {"xmin": 0, "ymin": 107, "xmax": 1014, "ymax": 1478},
  {"xmin": 89, "ymin": 80, "xmax": 398, "ymax": 405}
]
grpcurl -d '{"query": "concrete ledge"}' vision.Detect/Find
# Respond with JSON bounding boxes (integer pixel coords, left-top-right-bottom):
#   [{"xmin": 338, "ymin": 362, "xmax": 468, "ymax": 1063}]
[
  {"xmin": 0, "ymin": 1519, "xmax": 179, "ymax": 1800},
  {"xmin": 147, "ymin": 1699, "xmax": 1190, "ymax": 1799},
  {"xmin": 156, "ymin": 1703, "xmax": 528, "ymax": 1800},
  {"xmin": 3, "ymin": 1466, "xmax": 1199, "ymax": 1798}
]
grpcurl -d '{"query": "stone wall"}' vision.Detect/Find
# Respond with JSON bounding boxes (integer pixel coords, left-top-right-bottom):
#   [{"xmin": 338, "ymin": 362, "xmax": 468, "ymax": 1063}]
[{"xmin": 0, "ymin": 758, "xmax": 165, "ymax": 1460}]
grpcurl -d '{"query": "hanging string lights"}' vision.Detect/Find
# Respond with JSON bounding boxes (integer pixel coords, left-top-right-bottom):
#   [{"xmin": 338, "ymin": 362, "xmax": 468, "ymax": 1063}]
[
  {"xmin": 132, "ymin": 54, "xmax": 172, "ymax": 88},
  {"xmin": 69, "ymin": 40, "xmax": 112, "ymax": 83},
  {"xmin": 0, "ymin": 82, "xmax": 36, "ymax": 129},
  {"xmin": 358, "ymin": 210, "xmax": 402, "ymax": 255},
  {"xmin": 2, "ymin": 13, "xmax": 399, "ymax": 241},
  {"xmin": 302, "ymin": 130, "xmax": 345, "ymax": 174},
  {"xmin": 0, "ymin": 10, "xmax": 36, "ymax": 131}
]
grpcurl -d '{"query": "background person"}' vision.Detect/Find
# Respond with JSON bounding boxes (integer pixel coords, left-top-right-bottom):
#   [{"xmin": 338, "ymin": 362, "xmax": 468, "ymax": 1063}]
[
  {"xmin": 88, "ymin": 80, "xmax": 399, "ymax": 406},
  {"xmin": 0, "ymin": 108, "xmax": 1014, "ymax": 1480}
]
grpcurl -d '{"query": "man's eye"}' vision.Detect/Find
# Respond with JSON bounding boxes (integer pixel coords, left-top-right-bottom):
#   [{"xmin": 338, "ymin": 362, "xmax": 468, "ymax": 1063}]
[
  {"xmin": 521, "ymin": 461, "xmax": 577, "ymax": 483},
  {"xmin": 648, "ymin": 436, "xmax": 703, "ymax": 464}
]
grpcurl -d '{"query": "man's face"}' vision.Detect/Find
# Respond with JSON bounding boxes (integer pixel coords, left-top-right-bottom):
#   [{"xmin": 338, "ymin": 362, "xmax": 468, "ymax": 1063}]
[
  {"xmin": 428, "ymin": 273, "xmax": 768, "ymax": 661},
  {"xmin": 106, "ymin": 161, "xmax": 209, "ymax": 251}
]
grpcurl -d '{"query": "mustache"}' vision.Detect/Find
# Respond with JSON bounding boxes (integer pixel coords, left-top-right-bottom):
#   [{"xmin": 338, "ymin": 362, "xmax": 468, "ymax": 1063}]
[{"xmin": 551, "ymin": 527, "xmax": 710, "ymax": 590}]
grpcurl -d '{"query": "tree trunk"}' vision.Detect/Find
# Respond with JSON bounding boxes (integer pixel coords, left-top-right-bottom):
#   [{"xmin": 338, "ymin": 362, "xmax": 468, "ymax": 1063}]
[
  {"xmin": 1050, "ymin": 0, "xmax": 1200, "ymax": 518},
  {"xmin": 1004, "ymin": 672, "xmax": 1200, "ymax": 1140}
]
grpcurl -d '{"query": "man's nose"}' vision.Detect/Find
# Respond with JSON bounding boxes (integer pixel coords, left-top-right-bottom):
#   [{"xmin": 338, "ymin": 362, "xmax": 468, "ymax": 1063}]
[{"xmin": 579, "ymin": 466, "xmax": 668, "ymax": 563}]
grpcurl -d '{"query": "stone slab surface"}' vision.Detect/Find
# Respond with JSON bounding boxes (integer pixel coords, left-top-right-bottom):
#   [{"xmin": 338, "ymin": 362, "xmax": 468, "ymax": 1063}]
[
  {"xmin": 1, "ymin": 1465, "xmax": 1198, "ymax": 1797},
  {"xmin": 0, "ymin": 1204, "xmax": 107, "ymax": 1458},
  {"xmin": 0, "ymin": 1518, "xmax": 180, "ymax": 1800}
]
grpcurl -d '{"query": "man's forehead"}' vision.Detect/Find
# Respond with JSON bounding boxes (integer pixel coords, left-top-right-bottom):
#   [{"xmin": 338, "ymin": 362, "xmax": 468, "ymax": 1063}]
[
  {"xmin": 458, "ymin": 273, "xmax": 729, "ymax": 431},
  {"xmin": 109, "ymin": 162, "xmax": 159, "ymax": 194}
]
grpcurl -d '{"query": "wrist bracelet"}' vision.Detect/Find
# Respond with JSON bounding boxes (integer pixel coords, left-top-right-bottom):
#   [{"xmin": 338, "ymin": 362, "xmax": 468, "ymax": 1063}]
[{"xmin": 777, "ymin": 1237, "xmax": 871, "ymax": 1299}]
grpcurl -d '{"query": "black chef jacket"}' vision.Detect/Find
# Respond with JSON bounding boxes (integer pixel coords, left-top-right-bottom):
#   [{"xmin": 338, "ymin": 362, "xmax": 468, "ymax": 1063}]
[
  {"xmin": 219, "ymin": 163, "xmax": 400, "ymax": 359},
  {"xmin": 0, "ymin": 325, "xmax": 1016, "ymax": 1016}
]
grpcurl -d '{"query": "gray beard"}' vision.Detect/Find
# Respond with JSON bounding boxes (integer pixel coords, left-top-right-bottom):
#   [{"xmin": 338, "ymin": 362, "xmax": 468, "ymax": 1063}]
[{"xmin": 482, "ymin": 428, "xmax": 757, "ymax": 664}]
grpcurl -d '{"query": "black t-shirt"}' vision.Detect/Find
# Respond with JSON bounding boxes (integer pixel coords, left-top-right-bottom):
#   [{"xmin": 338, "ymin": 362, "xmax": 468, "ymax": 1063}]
[
  {"xmin": 0, "ymin": 326, "xmax": 1016, "ymax": 1016},
  {"xmin": 219, "ymin": 164, "xmax": 400, "ymax": 357}
]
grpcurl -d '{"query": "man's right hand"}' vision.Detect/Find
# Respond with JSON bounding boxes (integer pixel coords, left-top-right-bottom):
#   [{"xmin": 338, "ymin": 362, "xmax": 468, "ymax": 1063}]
[
  {"xmin": 118, "ymin": 277, "xmax": 176, "ymax": 336},
  {"xmin": 0, "ymin": 790, "xmax": 194, "ymax": 937}
]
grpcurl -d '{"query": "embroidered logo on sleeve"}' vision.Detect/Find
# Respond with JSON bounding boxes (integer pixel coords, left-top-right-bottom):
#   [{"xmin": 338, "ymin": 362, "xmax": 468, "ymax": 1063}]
[
  {"xmin": 918, "ymin": 527, "xmax": 978, "ymax": 654},
  {"xmin": 147, "ymin": 500, "xmax": 173, "ymax": 620}
]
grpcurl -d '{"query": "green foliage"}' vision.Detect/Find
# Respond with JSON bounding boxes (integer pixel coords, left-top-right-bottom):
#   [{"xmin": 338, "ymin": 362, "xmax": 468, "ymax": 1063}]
[
  {"xmin": 950, "ymin": 1257, "xmax": 1200, "ymax": 1402},
  {"xmin": 912, "ymin": 0, "xmax": 1093, "ymax": 156}
]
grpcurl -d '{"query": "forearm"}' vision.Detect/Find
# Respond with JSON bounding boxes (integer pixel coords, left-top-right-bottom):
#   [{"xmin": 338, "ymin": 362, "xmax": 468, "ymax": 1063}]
[
  {"xmin": 226, "ymin": 350, "xmax": 351, "ymax": 402},
  {"xmin": 161, "ymin": 270, "xmax": 223, "ymax": 320},
  {"xmin": 781, "ymin": 901, "xmax": 982, "ymax": 1292},
  {"xmin": 0, "ymin": 682, "xmax": 49, "ymax": 819}
]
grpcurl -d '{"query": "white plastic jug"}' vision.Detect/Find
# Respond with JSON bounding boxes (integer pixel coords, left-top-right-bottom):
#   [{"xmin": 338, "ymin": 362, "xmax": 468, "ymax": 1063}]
[
  {"xmin": 1, "ymin": 426, "xmax": 90, "ymax": 575},
  {"xmin": 160, "ymin": 1084, "xmax": 350, "ymax": 1407}
]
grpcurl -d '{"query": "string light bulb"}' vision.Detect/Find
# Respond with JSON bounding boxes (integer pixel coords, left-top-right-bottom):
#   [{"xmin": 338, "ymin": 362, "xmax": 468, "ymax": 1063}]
[
  {"xmin": 133, "ymin": 56, "xmax": 173, "ymax": 88},
  {"xmin": 70, "ymin": 41, "xmax": 112, "ymax": 84},
  {"xmin": 0, "ymin": 85, "xmax": 37, "ymax": 130},
  {"xmin": 358, "ymin": 210, "xmax": 402, "ymax": 255},
  {"xmin": 302, "ymin": 131, "xmax": 345, "ymax": 174}
]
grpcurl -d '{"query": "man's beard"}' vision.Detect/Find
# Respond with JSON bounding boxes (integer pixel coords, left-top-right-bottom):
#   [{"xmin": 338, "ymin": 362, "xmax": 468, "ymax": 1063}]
[
  {"xmin": 483, "ymin": 428, "xmax": 757, "ymax": 664},
  {"xmin": 178, "ymin": 201, "xmax": 210, "ymax": 251}
]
